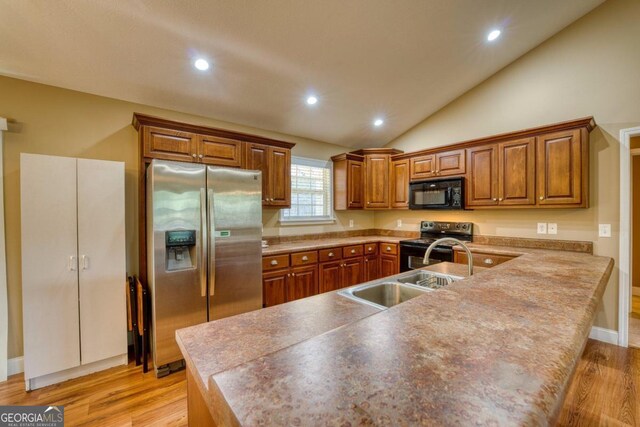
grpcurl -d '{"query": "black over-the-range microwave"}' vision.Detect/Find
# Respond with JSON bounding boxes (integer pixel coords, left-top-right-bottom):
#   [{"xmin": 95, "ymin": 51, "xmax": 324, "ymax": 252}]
[{"xmin": 408, "ymin": 177, "xmax": 464, "ymax": 210}]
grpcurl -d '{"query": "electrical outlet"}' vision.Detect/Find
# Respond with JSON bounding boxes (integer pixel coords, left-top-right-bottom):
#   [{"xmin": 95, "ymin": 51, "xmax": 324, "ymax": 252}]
[
  {"xmin": 537, "ymin": 223, "xmax": 547, "ymax": 234},
  {"xmin": 599, "ymin": 224, "xmax": 611, "ymax": 238},
  {"xmin": 349, "ymin": 219, "xmax": 354, "ymax": 228},
  {"xmin": 547, "ymin": 223, "xmax": 558, "ymax": 235},
  {"xmin": 397, "ymin": 219, "xmax": 402, "ymax": 228}
]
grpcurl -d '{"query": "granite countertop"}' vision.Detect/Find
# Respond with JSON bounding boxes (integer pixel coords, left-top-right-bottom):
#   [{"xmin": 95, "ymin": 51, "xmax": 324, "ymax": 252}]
[
  {"xmin": 177, "ymin": 246, "xmax": 613, "ymax": 426},
  {"xmin": 261, "ymin": 236, "xmax": 405, "ymax": 256}
]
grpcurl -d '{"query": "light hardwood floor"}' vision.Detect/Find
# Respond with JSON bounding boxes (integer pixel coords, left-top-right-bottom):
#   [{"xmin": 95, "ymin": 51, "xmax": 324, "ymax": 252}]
[
  {"xmin": 0, "ymin": 340, "xmax": 638, "ymax": 426},
  {"xmin": 629, "ymin": 295, "xmax": 640, "ymax": 348}
]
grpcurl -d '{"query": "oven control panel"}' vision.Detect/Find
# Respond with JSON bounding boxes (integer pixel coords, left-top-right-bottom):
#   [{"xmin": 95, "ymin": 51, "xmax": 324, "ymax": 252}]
[{"xmin": 420, "ymin": 221, "xmax": 473, "ymax": 236}]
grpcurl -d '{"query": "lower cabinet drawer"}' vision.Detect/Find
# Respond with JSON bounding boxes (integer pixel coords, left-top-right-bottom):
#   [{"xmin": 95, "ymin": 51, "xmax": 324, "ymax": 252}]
[
  {"xmin": 343, "ymin": 245, "xmax": 364, "ymax": 258},
  {"xmin": 380, "ymin": 243, "xmax": 398, "ymax": 255},
  {"xmin": 291, "ymin": 250, "xmax": 318, "ymax": 266},
  {"xmin": 319, "ymin": 248, "xmax": 343, "ymax": 262},
  {"xmin": 454, "ymin": 250, "xmax": 516, "ymax": 267},
  {"xmin": 262, "ymin": 254, "xmax": 290, "ymax": 272}
]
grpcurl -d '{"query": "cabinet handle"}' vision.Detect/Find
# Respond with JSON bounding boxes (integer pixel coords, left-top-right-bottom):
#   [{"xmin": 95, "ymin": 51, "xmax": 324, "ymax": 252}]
[
  {"xmin": 386, "ymin": 246, "xmax": 391, "ymax": 251},
  {"xmin": 271, "ymin": 260, "xmax": 278, "ymax": 266},
  {"xmin": 498, "ymin": 198, "xmax": 503, "ymax": 201},
  {"xmin": 539, "ymin": 196, "xmax": 544, "ymax": 200},
  {"xmin": 328, "ymin": 252, "xmax": 334, "ymax": 257},
  {"xmin": 192, "ymin": 154, "xmax": 197, "ymax": 158},
  {"xmin": 81, "ymin": 255, "xmax": 89, "ymax": 270},
  {"xmin": 350, "ymin": 249, "xmax": 356, "ymax": 254},
  {"xmin": 292, "ymin": 272, "xmax": 295, "ymax": 277},
  {"xmin": 368, "ymin": 247, "xmax": 373, "ymax": 251},
  {"xmin": 68, "ymin": 255, "xmax": 77, "ymax": 271},
  {"xmin": 287, "ymin": 273, "xmax": 291, "ymax": 277},
  {"xmin": 302, "ymin": 256, "xmax": 308, "ymax": 261},
  {"xmin": 365, "ymin": 259, "xmax": 368, "ymax": 263},
  {"xmin": 199, "ymin": 154, "xmax": 203, "ymax": 159},
  {"xmin": 492, "ymin": 198, "xmax": 497, "ymax": 201},
  {"xmin": 484, "ymin": 258, "xmax": 495, "ymax": 265}
]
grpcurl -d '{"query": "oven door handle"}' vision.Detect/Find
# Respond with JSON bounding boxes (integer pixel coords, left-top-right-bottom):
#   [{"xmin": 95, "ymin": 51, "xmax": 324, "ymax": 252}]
[{"xmin": 400, "ymin": 245, "xmax": 451, "ymax": 253}]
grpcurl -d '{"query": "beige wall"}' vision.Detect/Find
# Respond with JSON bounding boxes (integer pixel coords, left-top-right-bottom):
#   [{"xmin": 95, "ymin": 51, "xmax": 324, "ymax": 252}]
[
  {"xmin": 0, "ymin": 75, "xmax": 359, "ymax": 359},
  {"xmin": 633, "ymin": 155, "xmax": 640, "ymax": 288},
  {"xmin": 381, "ymin": 0, "xmax": 640, "ymax": 331}
]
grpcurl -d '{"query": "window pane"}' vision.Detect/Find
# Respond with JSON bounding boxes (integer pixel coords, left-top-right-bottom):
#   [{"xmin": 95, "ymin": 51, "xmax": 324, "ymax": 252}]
[{"xmin": 281, "ymin": 157, "xmax": 332, "ymax": 222}]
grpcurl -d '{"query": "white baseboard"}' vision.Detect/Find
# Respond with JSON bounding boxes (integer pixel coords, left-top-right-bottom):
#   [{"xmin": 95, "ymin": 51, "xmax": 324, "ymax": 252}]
[
  {"xmin": 7, "ymin": 356, "xmax": 24, "ymax": 376},
  {"xmin": 25, "ymin": 354, "xmax": 127, "ymax": 391},
  {"xmin": 589, "ymin": 326, "xmax": 619, "ymax": 345}
]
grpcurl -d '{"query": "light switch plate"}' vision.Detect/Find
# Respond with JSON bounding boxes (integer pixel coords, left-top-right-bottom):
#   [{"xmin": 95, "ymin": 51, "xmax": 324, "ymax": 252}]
[
  {"xmin": 599, "ymin": 224, "xmax": 611, "ymax": 237},
  {"xmin": 547, "ymin": 223, "xmax": 558, "ymax": 235},
  {"xmin": 537, "ymin": 223, "xmax": 547, "ymax": 234},
  {"xmin": 349, "ymin": 219, "xmax": 354, "ymax": 228},
  {"xmin": 397, "ymin": 219, "xmax": 402, "ymax": 228}
]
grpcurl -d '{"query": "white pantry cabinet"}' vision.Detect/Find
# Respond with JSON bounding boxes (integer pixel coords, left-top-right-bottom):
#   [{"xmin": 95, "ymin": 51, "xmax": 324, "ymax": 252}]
[{"xmin": 21, "ymin": 154, "xmax": 126, "ymax": 389}]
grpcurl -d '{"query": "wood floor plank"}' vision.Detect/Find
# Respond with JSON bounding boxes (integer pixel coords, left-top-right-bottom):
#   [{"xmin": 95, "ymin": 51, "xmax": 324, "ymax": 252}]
[{"xmin": 1, "ymin": 340, "xmax": 638, "ymax": 426}]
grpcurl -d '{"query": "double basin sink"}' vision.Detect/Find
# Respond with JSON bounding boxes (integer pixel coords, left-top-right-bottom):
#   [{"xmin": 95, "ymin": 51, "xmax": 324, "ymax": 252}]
[{"xmin": 338, "ymin": 269, "xmax": 462, "ymax": 310}]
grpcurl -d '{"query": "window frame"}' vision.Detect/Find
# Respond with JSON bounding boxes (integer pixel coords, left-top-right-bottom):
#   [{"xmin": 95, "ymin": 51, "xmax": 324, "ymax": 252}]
[{"xmin": 279, "ymin": 156, "xmax": 335, "ymax": 225}]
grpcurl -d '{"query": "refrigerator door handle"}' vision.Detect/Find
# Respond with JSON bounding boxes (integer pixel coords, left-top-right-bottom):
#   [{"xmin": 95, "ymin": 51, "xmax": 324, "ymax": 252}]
[
  {"xmin": 208, "ymin": 188, "xmax": 215, "ymax": 296},
  {"xmin": 200, "ymin": 188, "xmax": 207, "ymax": 298}
]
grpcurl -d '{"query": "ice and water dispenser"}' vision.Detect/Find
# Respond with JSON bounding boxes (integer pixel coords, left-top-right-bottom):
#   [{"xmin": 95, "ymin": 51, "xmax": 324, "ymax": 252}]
[{"xmin": 165, "ymin": 230, "xmax": 196, "ymax": 271}]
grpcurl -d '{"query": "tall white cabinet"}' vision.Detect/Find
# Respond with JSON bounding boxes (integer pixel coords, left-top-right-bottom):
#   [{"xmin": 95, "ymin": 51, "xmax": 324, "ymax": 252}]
[{"xmin": 21, "ymin": 154, "xmax": 127, "ymax": 390}]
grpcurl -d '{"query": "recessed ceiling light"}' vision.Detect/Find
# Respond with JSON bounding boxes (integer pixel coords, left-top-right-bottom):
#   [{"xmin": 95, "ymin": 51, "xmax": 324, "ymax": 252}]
[
  {"xmin": 487, "ymin": 29, "xmax": 501, "ymax": 42},
  {"xmin": 373, "ymin": 118, "xmax": 384, "ymax": 127},
  {"xmin": 306, "ymin": 96, "xmax": 318, "ymax": 105},
  {"xmin": 194, "ymin": 58, "xmax": 210, "ymax": 71}
]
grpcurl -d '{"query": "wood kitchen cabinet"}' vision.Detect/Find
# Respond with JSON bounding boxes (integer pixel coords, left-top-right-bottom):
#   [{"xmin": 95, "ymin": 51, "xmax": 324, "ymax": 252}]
[
  {"xmin": 536, "ymin": 129, "xmax": 587, "ymax": 207},
  {"xmin": 332, "ymin": 153, "xmax": 365, "ymax": 210},
  {"xmin": 363, "ymin": 244, "xmax": 381, "ymax": 282},
  {"xmin": 467, "ymin": 138, "xmax": 536, "ymax": 207},
  {"xmin": 246, "ymin": 143, "xmax": 291, "ymax": 207},
  {"xmin": 390, "ymin": 159, "xmax": 410, "ymax": 209},
  {"xmin": 380, "ymin": 243, "xmax": 399, "ymax": 277},
  {"xmin": 319, "ymin": 260, "xmax": 344, "ymax": 293},
  {"xmin": 364, "ymin": 154, "xmax": 391, "ymax": 209},
  {"xmin": 197, "ymin": 134, "xmax": 244, "ymax": 167},
  {"xmin": 143, "ymin": 126, "xmax": 198, "ymax": 163},
  {"xmin": 262, "ymin": 251, "xmax": 318, "ymax": 307},
  {"xmin": 409, "ymin": 149, "xmax": 465, "ymax": 181}
]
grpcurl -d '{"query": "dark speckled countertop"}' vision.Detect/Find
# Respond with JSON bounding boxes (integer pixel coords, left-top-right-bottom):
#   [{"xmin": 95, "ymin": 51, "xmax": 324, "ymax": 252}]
[{"xmin": 176, "ymin": 245, "xmax": 613, "ymax": 426}]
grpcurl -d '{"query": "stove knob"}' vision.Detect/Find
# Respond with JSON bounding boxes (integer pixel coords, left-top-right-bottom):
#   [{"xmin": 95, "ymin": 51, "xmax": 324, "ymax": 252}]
[{"xmin": 455, "ymin": 224, "xmax": 461, "ymax": 229}]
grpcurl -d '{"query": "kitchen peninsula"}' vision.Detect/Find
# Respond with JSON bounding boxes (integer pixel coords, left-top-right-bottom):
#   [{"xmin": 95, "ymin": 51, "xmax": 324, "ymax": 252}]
[{"xmin": 177, "ymin": 243, "xmax": 613, "ymax": 426}]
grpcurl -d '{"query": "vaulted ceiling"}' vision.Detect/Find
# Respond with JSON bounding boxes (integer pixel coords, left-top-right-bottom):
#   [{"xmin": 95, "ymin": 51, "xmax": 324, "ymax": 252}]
[{"xmin": 0, "ymin": 0, "xmax": 603, "ymax": 147}]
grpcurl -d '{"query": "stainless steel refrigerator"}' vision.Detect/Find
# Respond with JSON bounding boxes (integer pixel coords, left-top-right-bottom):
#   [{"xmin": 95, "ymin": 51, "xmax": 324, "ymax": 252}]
[{"xmin": 147, "ymin": 159, "xmax": 262, "ymax": 376}]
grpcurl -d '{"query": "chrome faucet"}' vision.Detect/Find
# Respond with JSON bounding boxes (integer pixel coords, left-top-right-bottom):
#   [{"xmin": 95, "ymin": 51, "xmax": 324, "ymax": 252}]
[{"xmin": 423, "ymin": 238, "xmax": 474, "ymax": 276}]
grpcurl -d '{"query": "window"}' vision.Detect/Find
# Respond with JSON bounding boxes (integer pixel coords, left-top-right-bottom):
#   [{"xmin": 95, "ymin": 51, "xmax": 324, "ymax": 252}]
[{"xmin": 280, "ymin": 157, "xmax": 333, "ymax": 223}]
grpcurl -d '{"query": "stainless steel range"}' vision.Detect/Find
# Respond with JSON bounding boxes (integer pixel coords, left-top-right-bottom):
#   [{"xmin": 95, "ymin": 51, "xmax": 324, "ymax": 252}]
[{"xmin": 399, "ymin": 221, "xmax": 473, "ymax": 272}]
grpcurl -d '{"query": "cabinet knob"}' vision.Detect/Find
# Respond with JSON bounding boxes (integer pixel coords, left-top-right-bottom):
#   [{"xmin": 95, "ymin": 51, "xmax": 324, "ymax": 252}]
[
  {"xmin": 539, "ymin": 196, "xmax": 544, "ymax": 200},
  {"xmin": 365, "ymin": 259, "xmax": 368, "ymax": 262},
  {"xmin": 367, "ymin": 202, "xmax": 371, "ymax": 205},
  {"xmin": 192, "ymin": 154, "xmax": 197, "ymax": 158},
  {"xmin": 302, "ymin": 256, "xmax": 308, "ymax": 261},
  {"xmin": 498, "ymin": 198, "xmax": 503, "ymax": 201},
  {"xmin": 328, "ymin": 252, "xmax": 334, "ymax": 257},
  {"xmin": 271, "ymin": 260, "xmax": 278, "ymax": 266},
  {"xmin": 484, "ymin": 258, "xmax": 495, "ymax": 265},
  {"xmin": 287, "ymin": 273, "xmax": 291, "ymax": 277},
  {"xmin": 199, "ymin": 154, "xmax": 203, "ymax": 159},
  {"xmin": 492, "ymin": 198, "xmax": 497, "ymax": 201},
  {"xmin": 350, "ymin": 249, "xmax": 356, "ymax": 254},
  {"xmin": 368, "ymin": 247, "xmax": 373, "ymax": 251},
  {"xmin": 292, "ymin": 272, "xmax": 295, "ymax": 277},
  {"xmin": 386, "ymin": 246, "xmax": 391, "ymax": 251}
]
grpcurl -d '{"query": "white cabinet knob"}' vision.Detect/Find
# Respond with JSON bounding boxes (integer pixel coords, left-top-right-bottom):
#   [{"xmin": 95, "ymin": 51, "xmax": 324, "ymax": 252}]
[
  {"xmin": 539, "ymin": 196, "xmax": 544, "ymax": 200},
  {"xmin": 192, "ymin": 154, "xmax": 197, "ymax": 158},
  {"xmin": 350, "ymin": 249, "xmax": 356, "ymax": 254},
  {"xmin": 328, "ymin": 252, "xmax": 334, "ymax": 257},
  {"xmin": 368, "ymin": 247, "xmax": 373, "ymax": 251},
  {"xmin": 271, "ymin": 260, "xmax": 278, "ymax": 266},
  {"xmin": 199, "ymin": 154, "xmax": 203, "ymax": 159},
  {"xmin": 302, "ymin": 256, "xmax": 308, "ymax": 261},
  {"xmin": 492, "ymin": 198, "xmax": 497, "ymax": 201},
  {"xmin": 498, "ymin": 198, "xmax": 503, "ymax": 201},
  {"xmin": 484, "ymin": 258, "xmax": 494, "ymax": 265},
  {"xmin": 386, "ymin": 246, "xmax": 391, "ymax": 251}
]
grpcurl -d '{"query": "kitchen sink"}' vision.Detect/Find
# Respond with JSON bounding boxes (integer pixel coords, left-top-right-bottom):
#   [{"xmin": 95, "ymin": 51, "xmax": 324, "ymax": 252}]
[
  {"xmin": 339, "ymin": 282, "xmax": 428, "ymax": 310},
  {"xmin": 396, "ymin": 271, "xmax": 456, "ymax": 290}
]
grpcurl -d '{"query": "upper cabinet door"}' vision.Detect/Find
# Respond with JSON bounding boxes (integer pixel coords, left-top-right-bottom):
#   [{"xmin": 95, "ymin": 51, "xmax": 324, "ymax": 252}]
[
  {"xmin": 390, "ymin": 159, "xmax": 409, "ymax": 209},
  {"xmin": 245, "ymin": 143, "xmax": 270, "ymax": 204},
  {"xmin": 269, "ymin": 147, "xmax": 291, "ymax": 207},
  {"xmin": 77, "ymin": 159, "xmax": 127, "ymax": 365},
  {"xmin": 498, "ymin": 138, "xmax": 535, "ymax": 205},
  {"xmin": 466, "ymin": 145, "xmax": 499, "ymax": 207},
  {"xmin": 536, "ymin": 129, "xmax": 585, "ymax": 206},
  {"xmin": 364, "ymin": 155, "xmax": 390, "ymax": 209},
  {"xmin": 410, "ymin": 154, "xmax": 435, "ymax": 181},
  {"xmin": 21, "ymin": 154, "xmax": 80, "ymax": 379},
  {"xmin": 143, "ymin": 126, "xmax": 197, "ymax": 162},
  {"xmin": 197, "ymin": 135, "xmax": 244, "ymax": 168},
  {"xmin": 435, "ymin": 149, "xmax": 466, "ymax": 177},
  {"xmin": 347, "ymin": 160, "xmax": 365, "ymax": 209}
]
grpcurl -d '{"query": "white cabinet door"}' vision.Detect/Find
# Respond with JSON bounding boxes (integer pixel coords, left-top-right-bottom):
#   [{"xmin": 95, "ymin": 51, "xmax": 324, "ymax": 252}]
[
  {"xmin": 21, "ymin": 154, "xmax": 80, "ymax": 379},
  {"xmin": 77, "ymin": 159, "xmax": 127, "ymax": 364}
]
